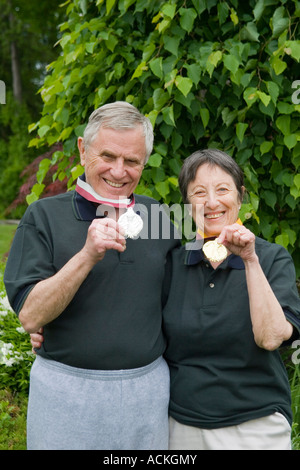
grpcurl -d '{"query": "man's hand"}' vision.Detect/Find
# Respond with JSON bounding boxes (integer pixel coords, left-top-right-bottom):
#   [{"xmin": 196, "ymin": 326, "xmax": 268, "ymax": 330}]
[{"xmin": 82, "ymin": 218, "xmax": 127, "ymax": 263}]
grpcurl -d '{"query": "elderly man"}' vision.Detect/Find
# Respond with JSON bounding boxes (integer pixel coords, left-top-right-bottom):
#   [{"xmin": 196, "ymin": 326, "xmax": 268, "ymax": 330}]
[{"xmin": 4, "ymin": 102, "xmax": 179, "ymax": 450}]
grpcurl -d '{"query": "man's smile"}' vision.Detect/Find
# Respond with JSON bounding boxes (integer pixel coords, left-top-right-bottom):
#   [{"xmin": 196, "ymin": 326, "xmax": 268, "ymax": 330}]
[{"xmin": 104, "ymin": 178, "xmax": 125, "ymax": 188}]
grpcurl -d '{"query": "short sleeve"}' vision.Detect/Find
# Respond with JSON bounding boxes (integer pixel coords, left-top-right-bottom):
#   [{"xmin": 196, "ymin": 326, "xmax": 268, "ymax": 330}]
[{"xmin": 4, "ymin": 207, "xmax": 55, "ymax": 314}]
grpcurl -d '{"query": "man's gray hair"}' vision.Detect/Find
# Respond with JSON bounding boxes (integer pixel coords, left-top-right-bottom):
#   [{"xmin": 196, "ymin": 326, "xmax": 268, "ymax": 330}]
[{"xmin": 83, "ymin": 101, "xmax": 154, "ymax": 163}]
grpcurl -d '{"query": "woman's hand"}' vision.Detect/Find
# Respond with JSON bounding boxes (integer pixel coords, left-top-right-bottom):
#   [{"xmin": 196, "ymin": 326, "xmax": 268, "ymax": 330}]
[
  {"xmin": 217, "ymin": 223, "xmax": 256, "ymax": 262},
  {"xmin": 30, "ymin": 327, "xmax": 44, "ymax": 353}
]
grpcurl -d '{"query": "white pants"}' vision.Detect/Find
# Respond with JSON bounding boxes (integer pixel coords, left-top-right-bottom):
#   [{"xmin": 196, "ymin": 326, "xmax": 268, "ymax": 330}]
[{"xmin": 169, "ymin": 413, "xmax": 292, "ymax": 450}]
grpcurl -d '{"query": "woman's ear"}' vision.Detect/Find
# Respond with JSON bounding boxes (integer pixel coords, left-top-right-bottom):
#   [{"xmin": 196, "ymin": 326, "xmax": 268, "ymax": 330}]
[{"xmin": 240, "ymin": 185, "xmax": 246, "ymax": 206}]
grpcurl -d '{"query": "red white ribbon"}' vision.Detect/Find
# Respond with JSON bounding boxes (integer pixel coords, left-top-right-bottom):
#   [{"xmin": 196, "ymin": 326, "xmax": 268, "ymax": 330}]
[{"xmin": 75, "ymin": 177, "xmax": 134, "ymax": 208}]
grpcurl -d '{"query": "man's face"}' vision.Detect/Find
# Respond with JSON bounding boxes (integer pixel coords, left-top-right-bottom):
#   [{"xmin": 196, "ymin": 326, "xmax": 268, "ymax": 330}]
[{"xmin": 78, "ymin": 126, "xmax": 146, "ymax": 199}]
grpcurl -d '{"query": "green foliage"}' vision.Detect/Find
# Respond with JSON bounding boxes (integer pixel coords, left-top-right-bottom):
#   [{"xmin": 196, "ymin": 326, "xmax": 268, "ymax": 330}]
[
  {"xmin": 0, "ymin": 93, "xmax": 36, "ymax": 217},
  {"xmin": 0, "ymin": 390, "xmax": 27, "ymax": 450},
  {"xmin": 0, "ymin": 0, "xmax": 64, "ymax": 218},
  {"xmin": 28, "ymin": 0, "xmax": 300, "ymax": 274}
]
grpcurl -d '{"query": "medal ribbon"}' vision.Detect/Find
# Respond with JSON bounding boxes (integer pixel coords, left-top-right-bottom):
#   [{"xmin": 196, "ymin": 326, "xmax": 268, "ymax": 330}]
[
  {"xmin": 197, "ymin": 218, "xmax": 243, "ymax": 239},
  {"xmin": 75, "ymin": 176, "xmax": 135, "ymax": 209}
]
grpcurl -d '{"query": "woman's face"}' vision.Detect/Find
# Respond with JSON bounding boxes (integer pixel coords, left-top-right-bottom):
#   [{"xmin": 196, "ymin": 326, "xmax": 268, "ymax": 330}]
[{"xmin": 187, "ymin": 163, "xmax": 242, "ymax": 237}]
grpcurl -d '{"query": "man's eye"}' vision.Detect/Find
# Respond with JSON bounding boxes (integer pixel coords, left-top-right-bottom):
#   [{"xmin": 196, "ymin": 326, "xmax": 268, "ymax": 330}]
[{"xmin": 102, "ymin": 155, "xmax": 114, "ymax": 162}]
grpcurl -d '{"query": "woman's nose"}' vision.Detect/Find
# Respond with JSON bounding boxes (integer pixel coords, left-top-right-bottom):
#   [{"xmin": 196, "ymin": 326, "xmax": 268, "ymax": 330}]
[{"xmin": 205, "ymin": 190, "xmax": 219, "ymax": 208}]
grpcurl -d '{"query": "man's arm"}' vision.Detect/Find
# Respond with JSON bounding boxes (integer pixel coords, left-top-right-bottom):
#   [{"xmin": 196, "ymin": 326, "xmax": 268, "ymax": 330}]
[{"xmin": 19, "ymin": 218, "xmax": 126, "ymax": 333}]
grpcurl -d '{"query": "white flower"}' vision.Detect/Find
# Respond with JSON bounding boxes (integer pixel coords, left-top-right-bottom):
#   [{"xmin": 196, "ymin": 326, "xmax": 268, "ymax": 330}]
[
  {"xmin": 0, "ymin": 295, "xmax": 13, "ymax": 313},
  {"xmin": 16, "ymin": 326, "xmax": 26, "ymax": 334}
]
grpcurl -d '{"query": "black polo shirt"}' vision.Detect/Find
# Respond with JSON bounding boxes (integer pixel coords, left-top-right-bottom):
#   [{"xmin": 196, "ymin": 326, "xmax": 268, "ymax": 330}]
[
  {"xmin": 163, "ymin": 238, "xmax": 300, "ymax": 428},
  {"xmin": 4, "ymin": 191, "xmax": 180, "ymax": 370}
]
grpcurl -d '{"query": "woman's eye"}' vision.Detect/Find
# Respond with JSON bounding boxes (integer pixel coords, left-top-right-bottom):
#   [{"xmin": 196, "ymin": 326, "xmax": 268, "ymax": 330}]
[{"xmin": 217, "ymin": 188, "xmax": 229, "ymax": 194}]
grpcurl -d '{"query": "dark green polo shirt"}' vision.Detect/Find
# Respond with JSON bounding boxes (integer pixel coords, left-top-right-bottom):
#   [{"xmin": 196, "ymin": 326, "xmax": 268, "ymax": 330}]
[
  {"xmin": 163, "ymin": 238, "xmax": 300, "ymax": 428},
  {"xmin": 4, "ymin": 191, "xmax": 179, "ymax": 370}
]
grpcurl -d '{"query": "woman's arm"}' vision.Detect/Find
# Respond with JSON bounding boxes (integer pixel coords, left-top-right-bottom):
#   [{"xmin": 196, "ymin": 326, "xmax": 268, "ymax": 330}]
[{"xmin": 218, "ymin": 224, "xmax": 293, "ymax": 350}]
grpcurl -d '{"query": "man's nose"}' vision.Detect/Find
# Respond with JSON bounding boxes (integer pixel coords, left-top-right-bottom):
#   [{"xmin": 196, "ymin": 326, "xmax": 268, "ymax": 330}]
[{"xmin": 110, "ymin": 158, "xmax": 126, "ymax": 178}]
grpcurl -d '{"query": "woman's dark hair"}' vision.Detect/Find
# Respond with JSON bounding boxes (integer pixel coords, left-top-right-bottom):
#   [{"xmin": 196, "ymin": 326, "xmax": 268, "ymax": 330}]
[{"xmin": 178, "ymin": 149, "xmax": 245, "ymax": 203}]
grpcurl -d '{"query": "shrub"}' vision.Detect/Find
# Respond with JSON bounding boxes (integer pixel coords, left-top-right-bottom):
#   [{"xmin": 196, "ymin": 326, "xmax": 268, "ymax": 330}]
[
  {"xmin": 27, "ymin": 0, "xmax": 300, "ymax": 275},
  {"xmin": 0, "ymin": 263, "xmax": 34, "ymax": 394}
]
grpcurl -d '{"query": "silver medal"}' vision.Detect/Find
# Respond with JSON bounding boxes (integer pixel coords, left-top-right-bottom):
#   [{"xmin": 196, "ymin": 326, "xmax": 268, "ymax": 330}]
[{"xmin": 118, "ymin": 207, "xmax": 143, "ymax": 239}]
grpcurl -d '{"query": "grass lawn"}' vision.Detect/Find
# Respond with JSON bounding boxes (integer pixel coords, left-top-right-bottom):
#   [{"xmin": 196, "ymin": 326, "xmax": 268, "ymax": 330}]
[{"xmin": 0, "ymin": 223, "xmax": 18, "ymax": 261}]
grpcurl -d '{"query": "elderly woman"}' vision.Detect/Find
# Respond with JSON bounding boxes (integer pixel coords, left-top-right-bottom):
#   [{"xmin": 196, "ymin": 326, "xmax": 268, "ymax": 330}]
[{"xmin": 163, "ymin": 149, "xmax": 300, "ymax": 450}]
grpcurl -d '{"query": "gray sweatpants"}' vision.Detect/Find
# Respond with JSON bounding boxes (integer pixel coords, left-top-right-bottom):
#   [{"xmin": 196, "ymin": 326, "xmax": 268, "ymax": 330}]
[{"xmin": 27, "ymin": 355, "xmax": 170, "ymax": 450}]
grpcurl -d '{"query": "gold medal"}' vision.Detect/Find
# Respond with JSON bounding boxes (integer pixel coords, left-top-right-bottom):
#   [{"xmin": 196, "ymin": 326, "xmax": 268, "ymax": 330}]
[{"xmin": 203, "ymin": 239, "xmax": 227, "ymax": 262}]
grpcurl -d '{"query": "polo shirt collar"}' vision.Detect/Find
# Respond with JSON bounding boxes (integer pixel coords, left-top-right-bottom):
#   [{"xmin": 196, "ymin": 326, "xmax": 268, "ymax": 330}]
[
  {"xmin": 72, "ymin": 175, "xmax": 146, "ymax": 222},
  {"xmin": 72, "ymin": 191, "xmax": 98, "ymax": 221},
  {"xmin": 72, "ymin": 173, "xmax": 137, "ymax": 221},
  {"xmin": 184, "ymin": 239, "xmax": 245, "ymax": 270}
]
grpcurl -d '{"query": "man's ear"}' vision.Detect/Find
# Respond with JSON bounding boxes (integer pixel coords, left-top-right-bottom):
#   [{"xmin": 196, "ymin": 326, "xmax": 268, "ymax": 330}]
[{"xmin": 77, "ymin": 137, "xmax": 86, "ymax": 167}]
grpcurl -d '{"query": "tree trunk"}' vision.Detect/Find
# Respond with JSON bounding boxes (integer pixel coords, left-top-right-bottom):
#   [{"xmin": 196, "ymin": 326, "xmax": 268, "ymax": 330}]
[{"xmin": 9, "ymin": 11, "xmax": 22, "ymax": 104}]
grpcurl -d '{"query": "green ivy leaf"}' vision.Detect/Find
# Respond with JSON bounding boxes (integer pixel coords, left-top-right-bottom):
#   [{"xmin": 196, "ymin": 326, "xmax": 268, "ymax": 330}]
[
  {"xmin": 155, "ymin": 180, "xmax": 170, "ymax": 198},
  {"xmin": 200, "ymin": 108, "xmax": 210, "ymax": 129},
  {"xmin": 36, "ymin": 159, "xmax": 51, "ymax": 184},
  {"xmin": 38, "ymin": 125, "xmax": 51, "ymax": 138},
  {"xmin": 241, "ymin": 22, "xmax": 259, "ymax": 42},
  {"xmin": 206, "ymin": 50, "xmax": 223, "ymax": 77},
  {"xmin": 106, "ymin": 0, "xmax": 117, "ymax": 14},
  {"xmin": 271, "ymin": 6, "xmax": 289, "ymax": 38},
  {"xmin": 162, "ymin": 105, "xmax": 176, "ymax": 126},
  {"xmin": 236, "ymin": 123, "xmax": 248, "ymax": 143},
  {"xmin": 270, "ymin": 56, "xmax": 287, "ymax": 75},
  {"xmin": 276, "ymin": 115, "xmax": 290, "ymax": 135},
  {"xmin": 284, "ymin": 134, "xmax": 298, "ymax": 150},
  {"xmin": 184, "ymin": 63, "xmax": 202, "ymax": 85},
  {"xmin": 161, "ymin": 3, "xmax": 177, "ymax": 19},
  {"xmin": 223, "ymin": 54, "xmax": 240, "ymax": 75},
  {"xmin": 163, "ymin": 36, "xmax": 181, "ymax": 57},
  {"xmin": 260, "ymin": 140, "xmax": 273, "ymax": 155},
  {"xmin": 275, "ymin": 233, "xmax": 289, "ymax": 249},
  {"xmin": 263, "ymin": 190, "xmax": 277, "ymax": 209},
  {"xmin": 257, "ymin": 91, "xmax": 271, "ymax": 107},
  {"xmin": 179, "ymin": 7, "xmax": 197, "ymax": 33},
  {"xmin": 243, "ymin": 87, "xmax": 258, "ymax": 107},
  {"xmin": 153, "ymin": 88, "xmax": 169, "ymax": 111},
  {"xmin": 284, "ymin": 40, "xmax": 300, "ymax": 61},
  {"xmin": 149, "ymin": 57, "xmax": 163, "ymax": 79},
  {"xmin": 147, "ymin": 153, "xmax": 162, "ymax": 168},
  {"xmin": 175, "ymin": 76, "xmax": 193, "ymax": 97},
  {"xmin": 26, "ymin": 184, "xmax": 45, "ymax": 205}
]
